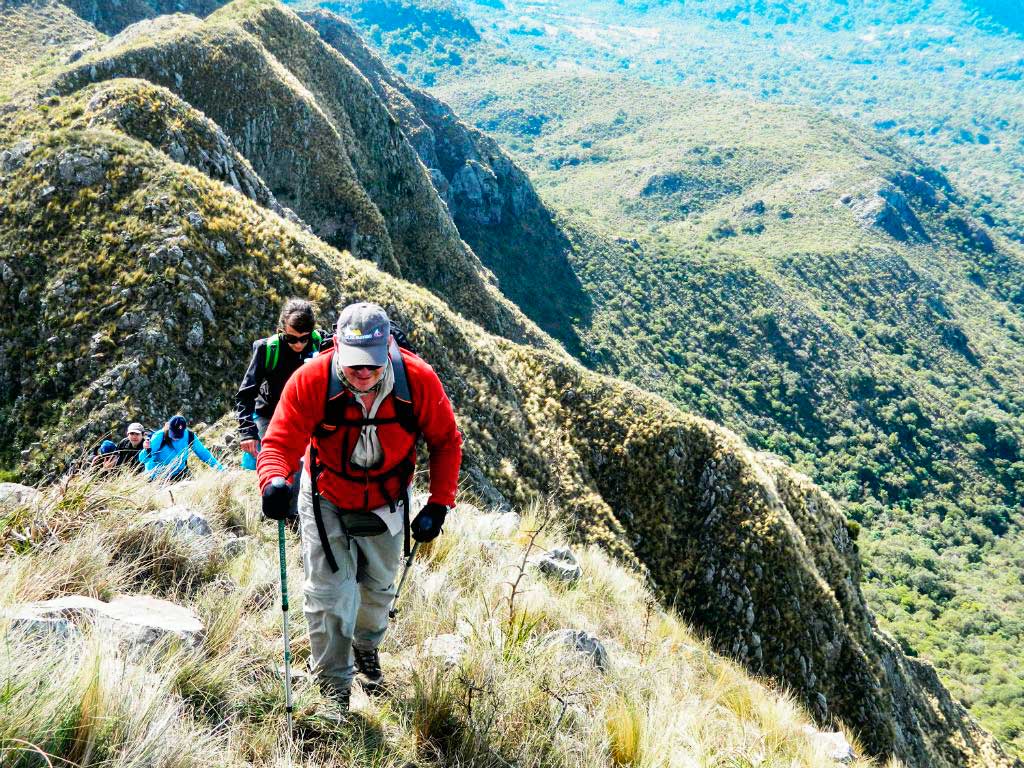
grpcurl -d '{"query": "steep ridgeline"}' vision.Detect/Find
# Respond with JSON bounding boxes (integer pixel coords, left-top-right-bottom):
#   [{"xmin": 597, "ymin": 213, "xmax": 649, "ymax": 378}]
[
  {"xmin": 8, "ymin": 0, "xmax": 589, "ymax": 351},
  {"xmin": 41, "ymin": 0, "xmax": 548, "ymax": 347},
  {"xmin": 294, "ymin": 8, "xmax": 590, "ymax": 352},
  {"xmin": 0, "ymin": 2, "xmax": 1019, "ymax": 767}
]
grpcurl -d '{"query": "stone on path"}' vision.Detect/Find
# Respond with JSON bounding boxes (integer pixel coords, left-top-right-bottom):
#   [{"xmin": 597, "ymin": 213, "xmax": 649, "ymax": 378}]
[
  {"xmin": 535, "ymin": 547, "xmax": 582, "ymax": 584},
  {"xmin": 7, "ymin": 595, "xmax": 205, "ymax": 650},
  {"xmin": 145, "ymin": 505, "xmax": 213, "ymax": 539},
  {"xmin": 0, "ymin": 483, "xmax": 40, "ymax": 510},
  {"xmin": 421, "ymin": 633, "xmax": 468, "ymax": 667},
  {"xmin": 542, "ymin": 629, "xmax": 609, "ymax": 671},
  {"xmin": 802, "ymin": 725, "xmax": 856, "ymax": 764}
]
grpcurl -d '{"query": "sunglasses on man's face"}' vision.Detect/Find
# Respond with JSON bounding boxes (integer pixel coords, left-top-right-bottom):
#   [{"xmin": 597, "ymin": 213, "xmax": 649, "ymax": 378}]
[
  {"xmin": 348, "ymin": 365, "xmax": 382, "ymax": 372},
  {"xmin": 281, "ymin": 332, "xmax": 312, "ymax": 345}
]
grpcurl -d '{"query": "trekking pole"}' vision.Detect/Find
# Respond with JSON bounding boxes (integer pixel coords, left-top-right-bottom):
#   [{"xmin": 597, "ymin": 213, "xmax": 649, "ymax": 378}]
[
  {"xmin": 277, "ymin": 517, "xmax": 294, "ymax": 740},
  {"xmin": 389, "ymin": 541, "xmax": 420, "ymax": 619}
]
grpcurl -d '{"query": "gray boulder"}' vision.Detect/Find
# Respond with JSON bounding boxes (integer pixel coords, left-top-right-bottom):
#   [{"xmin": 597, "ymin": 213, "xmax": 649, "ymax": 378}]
[
  {"xmin": 0, "ymin": 140, "xmax": 34, "ymax": 172},
  {"xmin": 802, "ymin": 725, "xmax": 856, "ymax": 764},
  {"xmin": 542, "ymin": 629, "xmax": 608, "ymax": 671},
  {"xmin": 56, "ymin": 147, "xmax": 111, "ymax": 187},
  {"xmin": 7, "ymin": 595, "xmax": 204, "ymax": 650},
  {"xmin": 535, "ymin": 547, "xmax": 582, "ymax": 584},
  {"xmin": 0, "ymin": 483, "xmax": 40, "ymax": 510},
  {"xmin": 145, "ymin": 505, "xmax": 213, "ymax": 539}
]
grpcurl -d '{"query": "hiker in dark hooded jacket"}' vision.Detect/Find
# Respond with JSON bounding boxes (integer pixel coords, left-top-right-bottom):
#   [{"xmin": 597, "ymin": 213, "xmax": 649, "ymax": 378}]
[
  {"xmin": 91, "ymin": 440, "xmax": 119, "ymax": 473},
  {"xmin": 235, "ymin": 299, "xmax": 331, "ymax": 458},
  {"xmin": 115, "ymin": 422, "xmax": 147, "ymax": 473}
]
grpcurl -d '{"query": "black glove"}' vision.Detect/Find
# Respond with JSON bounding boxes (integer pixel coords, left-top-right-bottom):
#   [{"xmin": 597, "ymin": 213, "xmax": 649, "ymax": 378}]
[
  {"xmin": 262, "ymin": 478, "xmax": 292, "ymax": 521},
  {"xmin": 411, "ymin": 502, "xmax": 448, "ymax": 543}
]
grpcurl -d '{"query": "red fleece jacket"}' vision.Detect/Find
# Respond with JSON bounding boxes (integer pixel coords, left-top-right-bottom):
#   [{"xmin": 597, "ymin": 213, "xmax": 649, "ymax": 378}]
[{"xmin": 257, "ymin": 348, "xmax": 462, "ymax": 509}]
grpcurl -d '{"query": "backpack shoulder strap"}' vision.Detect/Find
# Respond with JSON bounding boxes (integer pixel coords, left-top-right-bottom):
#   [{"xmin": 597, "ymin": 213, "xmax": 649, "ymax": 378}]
[
  {"xmin": 264, "ymin": 335, "xmax": 280, "ymax": 371},
  {"xmin": 390, "ymin": 337, "xmax": 419, "ymax": 434},
  {"xmin": 390, "ymin": 336, "xmax": 412, "ymax": 405},
  {"xmin": 187, "ymin": 430, "xmax": 195, "ymax": 448}
]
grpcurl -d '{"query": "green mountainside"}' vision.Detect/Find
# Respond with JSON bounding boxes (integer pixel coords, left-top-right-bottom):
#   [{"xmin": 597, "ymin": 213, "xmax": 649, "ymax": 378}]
[
  {"xmin": 432, "ymin": 70, "xmax": 1024, "ymax": 754},
  {"xmin": 0, "ymin": 0, "xmax": 1021, "ymax": 765}
]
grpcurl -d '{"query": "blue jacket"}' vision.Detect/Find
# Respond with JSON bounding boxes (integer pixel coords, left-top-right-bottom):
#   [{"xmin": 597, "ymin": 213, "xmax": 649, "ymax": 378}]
[{"xmin": 143, "ymin": 428, "xmax": 223, "ymax": 480}]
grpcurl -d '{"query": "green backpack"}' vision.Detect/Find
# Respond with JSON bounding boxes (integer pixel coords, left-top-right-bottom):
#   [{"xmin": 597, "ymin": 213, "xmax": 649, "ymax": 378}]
[{"xmin": 264, "ymin": 330, "xmax": 323, "ymax": 370}]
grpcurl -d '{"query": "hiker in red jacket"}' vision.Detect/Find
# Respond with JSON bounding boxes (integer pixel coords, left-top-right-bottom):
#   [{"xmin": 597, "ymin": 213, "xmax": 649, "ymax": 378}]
[{"xmin": 257, "ymin": 302, "xmax": 462, "ymax": 714}]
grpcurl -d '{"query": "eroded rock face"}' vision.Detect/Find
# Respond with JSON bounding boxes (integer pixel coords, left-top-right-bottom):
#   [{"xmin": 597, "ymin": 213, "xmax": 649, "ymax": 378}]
[
  {"xmin": 841, "ymin": 179, "xmax": 929, "ymax": 242},
  {"xmin": 297, "ymin": 8, "xmax": 591, "ymax": 353},
  {"xmin": 6, "ymin": 595, "xmax": 204, "ymax": 650}
]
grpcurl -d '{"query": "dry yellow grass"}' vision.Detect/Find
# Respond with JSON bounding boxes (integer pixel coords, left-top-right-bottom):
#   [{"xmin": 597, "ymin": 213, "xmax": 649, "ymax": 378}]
[{"xmin": 0, "ymin": 467, "xmax": 897, "ymax": 767}]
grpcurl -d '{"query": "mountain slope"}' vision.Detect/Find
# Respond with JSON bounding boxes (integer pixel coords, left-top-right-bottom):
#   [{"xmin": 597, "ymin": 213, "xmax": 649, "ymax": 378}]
[
  {"xmin": 40, "ymin": 0, "xmax": 549, "ymax": 347},
  {"xmin": 433, "ymin": 68, "xmax": 1024, "ymax": 754},
  {"xmin": 0, "ymin": 1, "xmax": 1020, "ymax": 765},
  {"xmin": 294, "ymin": 7, "xmax": 591, "ymax": 351}
]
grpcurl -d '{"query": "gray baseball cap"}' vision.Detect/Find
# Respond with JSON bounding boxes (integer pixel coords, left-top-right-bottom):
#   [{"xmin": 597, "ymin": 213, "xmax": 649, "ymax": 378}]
[
  {"xmin": 335, "ymin": 302, "xmax": 390, "ymax": 367},
  {"xmin": 127, "ymin": 422, "xmax": 145, "ymax": 434}
]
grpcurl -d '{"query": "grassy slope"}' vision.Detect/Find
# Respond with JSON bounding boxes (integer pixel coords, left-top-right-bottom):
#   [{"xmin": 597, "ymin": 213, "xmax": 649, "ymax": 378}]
[
  {"xmin": 433, "ymin": 70, "xmax": 1024, "ymax": 753},
  {"xmin": 0, "ymin": 468, "xmax": 898, "ymax": 768},
  {"xmin": 0, "ymin": 0, "xmax": 101, "ymax": 99},
  {"xmin": 0, "ymin": 2, "xmax": 1018, "ymax": 764}
]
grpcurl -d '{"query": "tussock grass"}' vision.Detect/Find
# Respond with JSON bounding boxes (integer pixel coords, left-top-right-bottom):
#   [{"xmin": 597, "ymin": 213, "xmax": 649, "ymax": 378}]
[{"xmin": 0, "ymin": 468, "xmax": 895, "ymax": 767}]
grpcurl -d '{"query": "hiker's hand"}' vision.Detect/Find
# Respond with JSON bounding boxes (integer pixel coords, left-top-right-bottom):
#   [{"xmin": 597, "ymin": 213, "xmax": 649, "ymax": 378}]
[
  {"xmin": 240, "ymin": 439, "xmax": 258, "ymax": 457},
  {"xmin": 262, "ymin": 477, "xmax": 292, "ymax": 521},
  {"xmin": 411, "ymin": 502, "xmax": 447, "ymax": 543}
]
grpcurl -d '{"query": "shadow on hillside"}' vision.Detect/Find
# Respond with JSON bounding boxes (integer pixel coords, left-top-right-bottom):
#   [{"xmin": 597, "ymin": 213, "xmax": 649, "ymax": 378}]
[{"xmin": 457, "ymin": 211, "xmax": 594, "ymax": 358}]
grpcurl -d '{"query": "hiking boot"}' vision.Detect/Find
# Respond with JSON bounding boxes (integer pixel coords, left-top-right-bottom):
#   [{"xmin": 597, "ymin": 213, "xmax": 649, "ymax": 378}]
[
  {"xmin": 352, "ymin": 645, "xmax": 384, "ymax": 695},
  {"xmin": 317, "ymin": 681, "xmax": 351, "ymax": 721}
]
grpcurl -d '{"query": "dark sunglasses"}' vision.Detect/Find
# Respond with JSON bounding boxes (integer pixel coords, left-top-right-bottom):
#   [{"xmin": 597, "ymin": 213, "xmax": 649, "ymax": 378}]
[
  {"xmin": 349, "ymin": 364, "xmax": 382, "ymax": 372},
  {"xmin": 281, "ymin": 332, "xmax": 312, "ymax": 345}
]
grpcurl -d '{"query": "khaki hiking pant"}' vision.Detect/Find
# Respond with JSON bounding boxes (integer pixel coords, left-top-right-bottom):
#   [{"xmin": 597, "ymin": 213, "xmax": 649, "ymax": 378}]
[{"xmin": 297, "ymin": 471, "xmax": 403, "ymax": 695}]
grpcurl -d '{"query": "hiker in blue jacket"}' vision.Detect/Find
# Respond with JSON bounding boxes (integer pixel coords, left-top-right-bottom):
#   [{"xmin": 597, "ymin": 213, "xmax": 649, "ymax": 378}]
[{"xmin": 143, "ymin": 414, "xmax": 224, "ymax": 482}]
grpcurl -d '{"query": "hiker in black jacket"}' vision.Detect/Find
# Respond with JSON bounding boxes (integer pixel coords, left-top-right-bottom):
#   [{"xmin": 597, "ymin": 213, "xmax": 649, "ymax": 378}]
[
  {"xmin": 115, "ymin": 422, "xmax": 147, "ymax": 474},
  {"xmin": 235, "ymin": 299, "xmax": 331, "ymax": 458}
]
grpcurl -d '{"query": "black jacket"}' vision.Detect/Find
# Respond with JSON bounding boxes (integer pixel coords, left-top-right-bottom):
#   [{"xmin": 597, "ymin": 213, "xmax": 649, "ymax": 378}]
[
  {"xmin": 235, "ymin": 332, "xmax": 331, "ymax": 441},
  {"xmin": 115, "ymin": 437, "xmax": 145, "ymax": 473}
]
